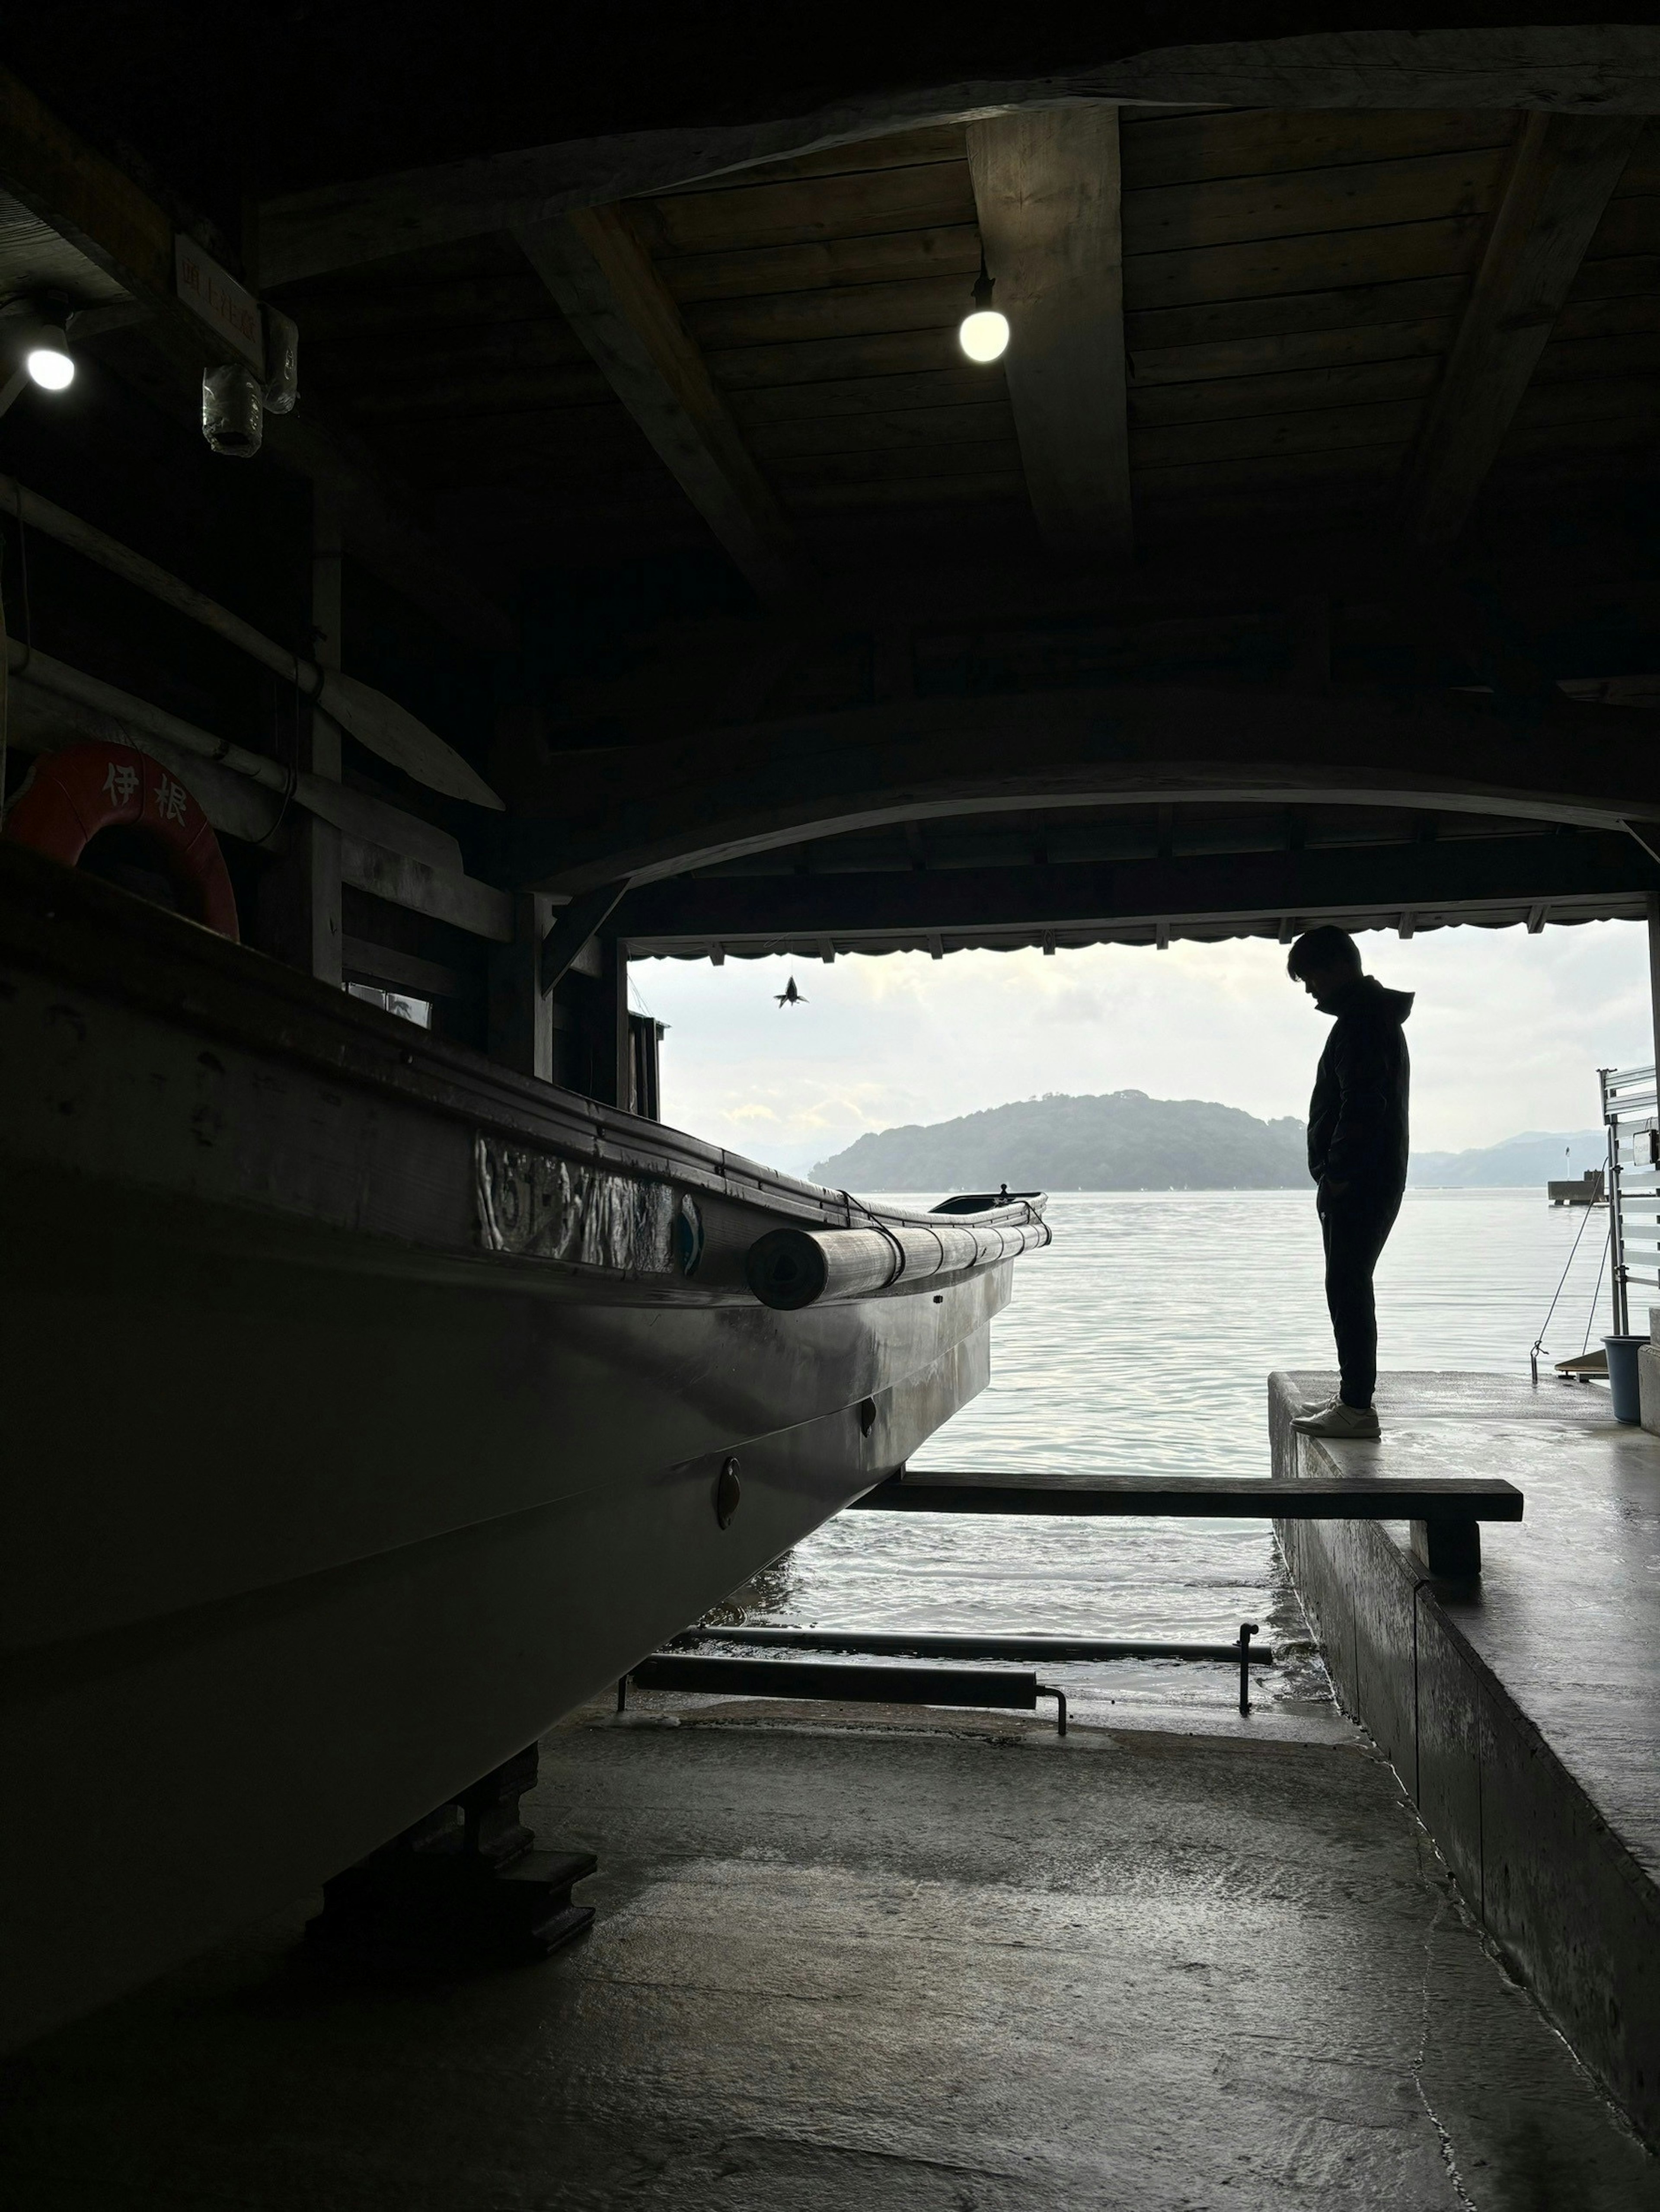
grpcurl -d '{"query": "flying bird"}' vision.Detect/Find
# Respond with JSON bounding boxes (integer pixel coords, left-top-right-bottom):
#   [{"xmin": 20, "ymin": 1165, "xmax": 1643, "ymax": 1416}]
[{"xmin": 775, "ymin": 977, "xmax": 807, "ymax": 1008}]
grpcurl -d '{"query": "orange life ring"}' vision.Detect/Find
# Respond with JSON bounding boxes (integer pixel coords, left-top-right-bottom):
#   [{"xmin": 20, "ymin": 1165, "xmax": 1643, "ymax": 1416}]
[{"xmin": 4, "ymin": 741, "xmax": 239, "ymax": 940}]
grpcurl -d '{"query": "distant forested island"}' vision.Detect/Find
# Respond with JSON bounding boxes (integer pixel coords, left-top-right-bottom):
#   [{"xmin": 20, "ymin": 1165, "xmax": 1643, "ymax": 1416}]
[
  {"xmin": 810, "ymin": 1092, "xmax": 1606, "ymax": 1192},
  {"xmin": 813, "ymin": 1092, "xmax": 1304, "ymax": 1190}
]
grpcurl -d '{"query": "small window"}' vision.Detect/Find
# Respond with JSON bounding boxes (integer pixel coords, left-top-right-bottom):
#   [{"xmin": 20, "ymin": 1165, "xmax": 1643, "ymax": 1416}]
[{"xmin": 347, "ymin": 983, "xmax": 432, "ymax": 1030}]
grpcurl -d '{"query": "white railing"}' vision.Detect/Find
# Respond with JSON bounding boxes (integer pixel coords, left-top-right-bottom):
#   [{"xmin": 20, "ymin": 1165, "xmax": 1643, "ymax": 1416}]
[{"xmin": 1601, "ymin": 1063, "xmax": 1660, "ymax": 1334}]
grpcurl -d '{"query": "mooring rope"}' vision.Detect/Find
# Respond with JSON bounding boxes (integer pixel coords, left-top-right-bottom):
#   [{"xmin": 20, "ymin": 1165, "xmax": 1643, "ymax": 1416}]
[
  {"xmin": 1529, "ymin": 1197, "xmax": 1602, "ymax": 1380},
  {"xmin": 1581, "ymin": 1222, "xmax": 1612, "ymax": 1357}
]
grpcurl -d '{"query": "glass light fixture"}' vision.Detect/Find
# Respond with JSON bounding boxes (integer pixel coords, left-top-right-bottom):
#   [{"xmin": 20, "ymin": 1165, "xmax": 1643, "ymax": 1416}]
[
  {"xmin": 959, "ymin": 265, "xmax": 1009, "ymax": 364},
  {"xmin": 17, "ymin": 297, "xmax": 73, "ymax": 390},
  {"xmin": 25, "ymin": 339, "xmax": 74, "ymax": 391}
]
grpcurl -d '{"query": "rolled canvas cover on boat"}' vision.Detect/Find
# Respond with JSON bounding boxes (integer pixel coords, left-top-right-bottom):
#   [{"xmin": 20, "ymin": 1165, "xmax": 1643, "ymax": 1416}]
[
  {"xmin": 474, "ymin": 1132, "xmax": 701, "ymax": 1274},
  {"xmin": 746, "ymin": 1209, "xmax": 1051, "ymax": 1309}
]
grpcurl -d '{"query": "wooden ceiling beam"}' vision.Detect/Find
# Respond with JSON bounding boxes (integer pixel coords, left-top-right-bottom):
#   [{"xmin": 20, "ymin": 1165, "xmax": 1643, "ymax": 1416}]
[
  {"xmin": 252, "ymin": 29, "xmax": 1660, "ymax": 287},
  {"xmin": 1399, "ymin": 112, "xmax": 1644, "ymax": 552},
  {"xmin": 0, "ymin": 66, "xmax": 236, "ymax": 372},
  {"xmin": 0, "ymin": 67, "xmax": 517, "ymax": 654},
  {"xmin": 488, "ymin": 685, "xmax": 1660, "ymax": 893},
  {"xmin": 514, "ymin": 206, "xmax": 811, "ymax": 609},
  {"xmin": 965, "ymin": 109, "xmax": 1132, "ymax": 559},
  {"xmin": 617, "ymin": 830, "xmax": 1655, "ymax": 944}
]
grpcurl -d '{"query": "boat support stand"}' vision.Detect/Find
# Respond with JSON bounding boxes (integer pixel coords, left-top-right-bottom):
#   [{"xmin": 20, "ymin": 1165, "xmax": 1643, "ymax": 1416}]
[{"xmin": 307, "ymin": 1745, "xmax": 596, "ymax": 1963}]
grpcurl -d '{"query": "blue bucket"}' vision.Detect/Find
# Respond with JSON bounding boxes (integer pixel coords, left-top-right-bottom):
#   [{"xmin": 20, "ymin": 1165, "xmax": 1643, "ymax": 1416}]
[{"xmin": 1603, "ymin": 1334, "xmax": 1647, "ymax": 1425}]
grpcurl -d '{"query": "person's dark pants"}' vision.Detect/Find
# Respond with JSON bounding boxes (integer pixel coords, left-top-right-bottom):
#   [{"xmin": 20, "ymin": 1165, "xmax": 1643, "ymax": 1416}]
[{"xmin": 1318, "ymin": 1187, "xmax": 1403, "ymax": 1408}]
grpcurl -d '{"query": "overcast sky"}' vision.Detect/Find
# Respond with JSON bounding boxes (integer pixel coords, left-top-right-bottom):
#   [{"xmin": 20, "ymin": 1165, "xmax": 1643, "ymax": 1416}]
[{"xmin": 633, "ymin": 919, "xmax": 1653, "ymax": 1180}]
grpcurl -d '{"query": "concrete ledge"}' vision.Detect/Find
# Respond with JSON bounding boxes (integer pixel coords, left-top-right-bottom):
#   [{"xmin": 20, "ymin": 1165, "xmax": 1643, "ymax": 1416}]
[
  {"xmin": 1635, "ymin": 1304, "xmax": 1660, "ymax": 1436},
  {"xmin": 1637, "ymin": 1340, "xmax": 1660, "ymax": 1435},
  {"xmin": 1271, "ymin": 1370, "xmax": 1660, "ymax": 2148}
]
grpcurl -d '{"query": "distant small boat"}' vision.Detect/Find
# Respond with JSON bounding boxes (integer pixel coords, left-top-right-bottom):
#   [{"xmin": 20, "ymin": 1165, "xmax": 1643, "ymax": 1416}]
[
  {"xmin": 1548, "ymin": 1171, "xmax": 1606, "ymax": 1206},
  {"xmin": 1555, "ymin": 1349, "xmax": 1609, "ymax": 1377}
]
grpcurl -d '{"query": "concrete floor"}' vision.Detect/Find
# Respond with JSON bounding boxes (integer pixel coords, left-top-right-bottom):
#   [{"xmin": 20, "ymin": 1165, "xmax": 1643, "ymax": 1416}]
[{"xmin": 3, "ymin": 1707, "xmax": 1656, "ymax": 2212}]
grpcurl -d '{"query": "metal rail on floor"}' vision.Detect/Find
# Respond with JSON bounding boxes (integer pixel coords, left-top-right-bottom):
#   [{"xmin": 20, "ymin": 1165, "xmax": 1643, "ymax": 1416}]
[
  {"xmin": 669, "ymin": 1627, "xmax": 1274, "ymax": 1666},
  {"xmin": 631, "ymin": 1468, "xmax": 1516, "ymax": 1733},
  {"xmin": 630, "ymin": 1622, "xmax": 1273, "ymax": 1724},
  {"xmin": 620, "ymin": 1653, "xmax": 1070, "ymax": 1733}
]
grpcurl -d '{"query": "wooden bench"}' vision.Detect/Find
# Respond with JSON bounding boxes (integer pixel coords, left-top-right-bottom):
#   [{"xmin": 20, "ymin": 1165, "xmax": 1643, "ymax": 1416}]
[{"xmin": 850, "ymin": 1470, "xmax": 1523, "ymax": 1576}]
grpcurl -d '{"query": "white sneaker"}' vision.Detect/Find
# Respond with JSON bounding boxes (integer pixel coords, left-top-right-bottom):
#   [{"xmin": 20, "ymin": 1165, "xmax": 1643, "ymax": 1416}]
[{"xmin": 1291, "ymin": 1400, "xmax": 1381, "ymax": 1440}]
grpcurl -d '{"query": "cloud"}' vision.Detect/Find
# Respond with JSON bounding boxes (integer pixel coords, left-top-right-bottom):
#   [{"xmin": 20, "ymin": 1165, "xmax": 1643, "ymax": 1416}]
[{"xmin": 638, "ymin": 921, "xmax": 1651, "ymax": 1175}]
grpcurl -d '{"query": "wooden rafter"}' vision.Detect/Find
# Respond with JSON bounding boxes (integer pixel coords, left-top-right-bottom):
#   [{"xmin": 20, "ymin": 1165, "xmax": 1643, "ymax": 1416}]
[
  {"xmin": 0, "ymin": 67, "xmax": 517, "ymax": 653},
  {"xmin": 514, "ymin": 205, "xmax": 810, "ymax": 608},
  {"xmin": 494, "ymin": 686, "xmax": 1660, "ymax": 892},
  {"xmin": 250, "ymin": 28, "xmax": 1660, "ymax": 288},
  {"xmin": 0, "ymin": 68, "xmax": 174, "ymax": 312},
  {"xmin": 540, "ymin": 879, "xmax": 631, "ymax": 996},
  {"xmin": 965, "ymin": 108, "xmax": 1132, "ymax": 558},
  {"xmin": 616, "ymin": 830, "xmax": 1656, "ymax": 945},
  {"xmin": 1399, "ymin": 111, "xmax": 1644, "ymax": 552}
]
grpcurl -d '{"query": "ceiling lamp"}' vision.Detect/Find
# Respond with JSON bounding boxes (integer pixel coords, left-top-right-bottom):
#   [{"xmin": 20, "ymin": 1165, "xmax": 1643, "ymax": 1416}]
[
  {"xmin": 22, "ymin": 297, "xmax": 73, "ymax": 391},
  {"xmin": 959, "ymin": 265, "xmax": 1009, "ymax": 364}
]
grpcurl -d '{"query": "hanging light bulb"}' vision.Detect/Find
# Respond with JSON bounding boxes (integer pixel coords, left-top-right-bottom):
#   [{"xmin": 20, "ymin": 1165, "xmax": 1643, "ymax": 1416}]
[
  {"xmin": 13, "ymin": 296, "xmax": 73, "ymax": 391},
  {"xmin": 25, "ymin": 338, "xmax": 74, "ymax": 391},
  {"xmin": 958, "ymin": 264, "xmax": 1009, "ymax": 364}
]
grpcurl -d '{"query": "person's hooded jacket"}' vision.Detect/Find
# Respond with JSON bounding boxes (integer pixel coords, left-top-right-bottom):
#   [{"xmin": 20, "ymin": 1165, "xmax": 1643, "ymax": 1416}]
[{"xmin": 1306, "ymin": 975, "xmax": 1413, "ymax": 1200}]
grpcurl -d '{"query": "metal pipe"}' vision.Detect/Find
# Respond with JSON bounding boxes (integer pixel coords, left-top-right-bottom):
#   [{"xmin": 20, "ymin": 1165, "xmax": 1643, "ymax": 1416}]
[
  {"xmin": 1606, "ymin": 1084, "xmax": 1629, "ymax": 1337},
  {"xmin": 1238, "ymin": 1620, "xmax": 1259, "ymax": 1715},
  {"xmin": 669, "ymin": 1627, "xmax": 1274, "ymax": 1666}
]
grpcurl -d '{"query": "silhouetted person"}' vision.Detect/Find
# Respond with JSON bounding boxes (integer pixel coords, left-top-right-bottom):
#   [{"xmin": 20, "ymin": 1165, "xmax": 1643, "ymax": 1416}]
[{"xmin": 1286, "ymin": 927, "xmax": 1412, "ymax": 1440}]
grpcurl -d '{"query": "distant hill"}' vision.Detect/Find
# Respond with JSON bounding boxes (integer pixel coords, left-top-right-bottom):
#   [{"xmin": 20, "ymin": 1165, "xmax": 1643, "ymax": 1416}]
[
  {"xmin": 811, "ymin": 1095, "xmax": 1609, "ymax": 1193},
  {"xmin": 812, "ymin": 1091, "xmax": 1308, "ymax": 1191},
  {"xmin": 1407, "ymin": 1130, "xmax": 1606, "ymax": 1187}
]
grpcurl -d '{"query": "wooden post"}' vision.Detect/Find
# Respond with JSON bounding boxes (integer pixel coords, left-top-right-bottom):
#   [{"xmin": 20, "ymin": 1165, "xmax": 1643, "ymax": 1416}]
[
  {"xmin": 488, "ymin": 892, "xmax": 554, "ymax": 1080},
  {"xmin": 966, "ymin": 107, "xmax": 1132, "ymax": 558},
  {"xmin": 261, "ymin": 486, "xmax": 344, "ymax": 983},
  {"xmin": 599, "ymin": 932, "xmax": 632, "ymax": 1110},
  {"xmin": 631, "ymin": 1018, "xmax": 661, "ymax": 1120},
  {"xmin": 307, "ymin": 489, "xmax": 345, "ymax": 987}
]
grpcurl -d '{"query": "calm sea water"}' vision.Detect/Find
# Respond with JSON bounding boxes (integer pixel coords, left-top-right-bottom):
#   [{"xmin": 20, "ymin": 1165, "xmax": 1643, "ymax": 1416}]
[{"xmin": 732, "ymin": 1188, "xmax": 1615, "ymax": 1721}]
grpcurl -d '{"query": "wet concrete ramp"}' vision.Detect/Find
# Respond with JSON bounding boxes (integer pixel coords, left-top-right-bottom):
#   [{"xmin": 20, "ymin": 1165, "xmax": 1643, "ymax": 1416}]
[{"xmin": 2, "ymin": 1709, "xmax": 1652, "ymax": 2210}]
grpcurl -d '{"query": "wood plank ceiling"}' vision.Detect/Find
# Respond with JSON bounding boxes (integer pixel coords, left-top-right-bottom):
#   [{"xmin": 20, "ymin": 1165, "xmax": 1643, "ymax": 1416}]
[{"xmin": 274, "ymin": 105, "xmax": 1660, "ymax": 579}]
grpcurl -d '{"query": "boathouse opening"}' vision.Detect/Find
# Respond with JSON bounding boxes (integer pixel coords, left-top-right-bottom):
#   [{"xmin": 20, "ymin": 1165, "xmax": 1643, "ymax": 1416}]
[{"xmin": 3, "ymin": 10, "xmax": 1660, "ymax": 2190}]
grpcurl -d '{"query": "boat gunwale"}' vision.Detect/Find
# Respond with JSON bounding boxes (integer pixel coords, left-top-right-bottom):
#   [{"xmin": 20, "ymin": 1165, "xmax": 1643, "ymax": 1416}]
[{"xmin": 0, "ymin": 843, "xmax": 1046, "ymax": 1239}]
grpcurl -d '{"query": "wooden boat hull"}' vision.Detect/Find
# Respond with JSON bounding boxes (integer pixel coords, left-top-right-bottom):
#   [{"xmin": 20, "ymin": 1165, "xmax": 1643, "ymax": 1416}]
[
  {"xmin": 3, "ymin": 1163, "xmax": 995, "ymax": 2049},
  {"xmin": 0, "ymin": 849, "xmax": 1037, "ymax": 2047}
]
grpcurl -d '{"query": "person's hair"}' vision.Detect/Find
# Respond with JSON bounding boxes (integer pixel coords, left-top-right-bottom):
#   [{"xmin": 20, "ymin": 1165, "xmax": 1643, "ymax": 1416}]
[{"xmin": 1286, "ymin": 925, "xmax": 1363, "ymax": 982}]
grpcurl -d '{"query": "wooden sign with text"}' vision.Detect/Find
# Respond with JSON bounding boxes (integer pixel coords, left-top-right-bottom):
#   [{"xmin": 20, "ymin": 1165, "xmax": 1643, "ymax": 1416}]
[{"xmin": 173, "ymin": 234, "xmax": 263, "ymax": 373}]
